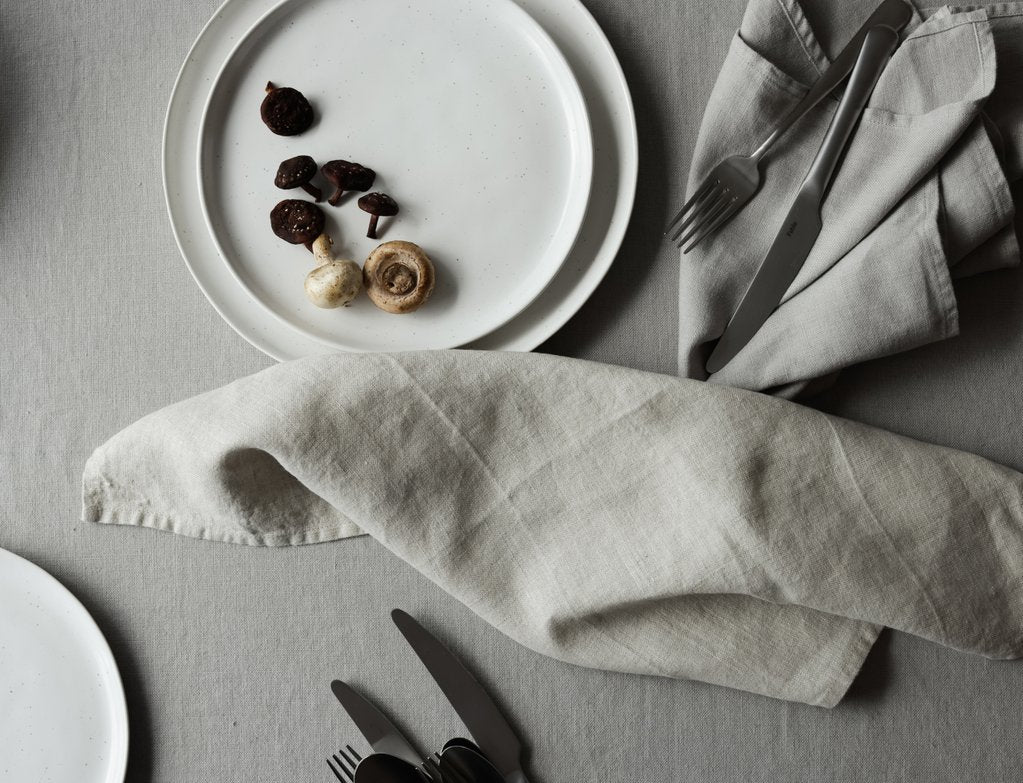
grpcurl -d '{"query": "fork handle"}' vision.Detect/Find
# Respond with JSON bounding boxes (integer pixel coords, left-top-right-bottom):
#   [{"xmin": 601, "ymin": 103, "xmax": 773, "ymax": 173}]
[{"xmin": 750, "ymin": 0, "xmax": 910, "ymax": 161}]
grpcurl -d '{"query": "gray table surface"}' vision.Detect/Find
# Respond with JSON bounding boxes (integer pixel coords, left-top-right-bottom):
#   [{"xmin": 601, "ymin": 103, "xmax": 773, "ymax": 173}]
[{"xmin": 2, "ymin": 0, "xmax": 1022, "ymax": 780}]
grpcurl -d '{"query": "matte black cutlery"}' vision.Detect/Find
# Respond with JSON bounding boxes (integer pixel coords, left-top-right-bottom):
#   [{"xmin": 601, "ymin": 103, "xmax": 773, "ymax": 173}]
[
  {"xmin": 329, "ymin": 611, "xmax": 521, "ymax": 782},
  {"xmin": 327, "ymin": 744, "xmax": 424, "ymax": 783},
  {"xmin": 330, "ymin": 680, "xmax": 423, "ymax": 767},
  {"xmin": 391, "ymin": 610, "xmax": 530, "ymax": 783}
]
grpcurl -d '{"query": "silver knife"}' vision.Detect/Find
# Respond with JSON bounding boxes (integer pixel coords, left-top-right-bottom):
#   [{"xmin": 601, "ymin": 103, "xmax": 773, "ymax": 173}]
[
  {"xmin": 391, "ymin": 610, "xmax": 530, "ymax": 783},
  {"xmin": 705, "ymin": 24, "xmax": 901, "ymax": 374},
  {"xmin": 330, "ymin": 679, "xmax": 423, "ymax": 767}
]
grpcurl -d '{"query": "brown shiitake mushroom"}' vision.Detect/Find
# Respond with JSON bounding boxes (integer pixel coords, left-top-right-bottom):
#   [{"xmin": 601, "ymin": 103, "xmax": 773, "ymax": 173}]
[
  {"xmin": 275, "ymin": 155, "xmax": 322, "ymax": 201},
  {"xmin": 358, "ymin": 193, "xmax": 399, "ymax": 239},
  {"xmin": 305, "ymin": 234, "xmax": 362, "ymax": 308},
  {"xmin": 260, "ymin": 81, "xmax": 314, "ymax": 136},
  {"xmin": 270, "ymin": 199, "xmax": 325, "ymax": 250},
  {"xmin": 363, "ymin": 240, "xmax": 434, "ymax": 314},
  {"xmin": 320, "ymin": 160, "xmax": 376, "ymax": 206}
]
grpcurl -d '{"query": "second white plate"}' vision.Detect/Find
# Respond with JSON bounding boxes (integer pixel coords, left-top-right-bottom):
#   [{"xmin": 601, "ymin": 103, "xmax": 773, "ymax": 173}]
[
  {"xmin": 198, "ymin": 0, "xmax": 593, "ymax": 351},
  {"xmin": 0, "ymin": 547, "xmax": 129, "ymax": 783}
]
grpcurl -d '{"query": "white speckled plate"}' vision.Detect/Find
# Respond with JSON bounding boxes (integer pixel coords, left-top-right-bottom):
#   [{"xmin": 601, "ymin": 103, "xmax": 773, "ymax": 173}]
[
  {"xmin": 165, "ymin": 0, "xmax": 636, "ymax": 358},
  {"xmin": 197, "ymin": 0, "xmax": 593, "ymax": 352},
  {"xmin": 0, "ymin": 547, "xmax": 129, "ymax": 783}
]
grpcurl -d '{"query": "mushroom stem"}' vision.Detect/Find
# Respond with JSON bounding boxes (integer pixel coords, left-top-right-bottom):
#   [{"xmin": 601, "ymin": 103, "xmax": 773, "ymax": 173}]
[
  {"xmin": 265, "ymin": 81, "xmax": 275, "ymax": 93},
  {"xmin": 366, "ymin": 214, "xmax": 380, "ymax": 239},
  {"xmin": 328, "ymin": 188, "xmax": 345, "ymax": 207},
  {"xmin": 304, "ymin": 240, "xmax": 315, "ymax": 253},
  {"xmin": 301, "ymin": 183, "xmax": 323, "ymax": 202}
]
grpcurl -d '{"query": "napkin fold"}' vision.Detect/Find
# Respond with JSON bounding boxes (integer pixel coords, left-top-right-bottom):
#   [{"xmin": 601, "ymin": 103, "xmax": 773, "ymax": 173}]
[
  {"xmin": 681, "ymin": 0, "xmax": 1023, "ymax": 394},
  {"xmin": 83, "ymin": 352, "xmax": 1023, "ymax": 706}
]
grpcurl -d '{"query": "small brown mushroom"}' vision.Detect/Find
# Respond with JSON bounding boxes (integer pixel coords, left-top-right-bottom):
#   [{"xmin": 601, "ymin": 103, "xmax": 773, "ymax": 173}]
[
  {"xmin": 270, "ymin": 199, "xmax": 325, "ymax": 250},
  {"xmin": 260, "ymin": 81, "xmax": 314, "ymax": 136},
  {"xmin": 320, "ymin": 160, "xmax": 376, "ymax": 206},
  {"xmin": 274, "ymin": 155, "xmax": 322, "ymax": 201},
  {"xmin": 358, "ymin": 193, "xmax": 399, "ymax": 239},
  {"xmin": 363, "ymin": 240, "xmax": 434, "ymax": 314}
]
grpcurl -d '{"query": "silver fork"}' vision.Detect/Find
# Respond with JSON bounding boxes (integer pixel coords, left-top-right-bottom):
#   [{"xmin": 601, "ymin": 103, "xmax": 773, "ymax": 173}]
[{"xmin": 665, "ymin": 0, "xmax": 913, "ymax": 253}]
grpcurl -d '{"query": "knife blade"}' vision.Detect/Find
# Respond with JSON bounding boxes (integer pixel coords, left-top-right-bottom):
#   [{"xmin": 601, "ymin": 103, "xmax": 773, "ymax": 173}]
[
  {"xmin": 705, "ymin": 24, "xmax": 901, "ymax": 374},
  {"xmin": 330, "ymin": 679, "xmax": 423, "ymax": 767},
  {"xmin": 391, "ymin": 609, "xmax": 530, "ymax": 783}
]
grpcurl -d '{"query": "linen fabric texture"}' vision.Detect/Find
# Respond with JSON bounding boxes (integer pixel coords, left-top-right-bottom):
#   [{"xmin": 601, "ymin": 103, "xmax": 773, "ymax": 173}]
[
  {"xmin": 83, "ymin": 352, "xmax": 1023, "ymax": 706},
  {"xmin": 680, "ymin": 0, "xmax": 1023, "ymax": 395}
]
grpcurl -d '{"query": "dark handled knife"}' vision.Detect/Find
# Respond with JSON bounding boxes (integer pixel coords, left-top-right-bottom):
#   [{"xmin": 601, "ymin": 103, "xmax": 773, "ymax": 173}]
[
  {"xmin": 330, "ymin": 679, "xmax": 423, "ymax": 768},
  {"xmin": 391, "ymin": 610, "xmax": 530, "ymax": 783},
  {"xmin": 705, "ymin": 23, "xmax": 901, "ymax": 374}
]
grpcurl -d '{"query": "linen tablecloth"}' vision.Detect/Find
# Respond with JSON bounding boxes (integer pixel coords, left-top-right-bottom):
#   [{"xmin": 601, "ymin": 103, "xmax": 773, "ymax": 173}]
[{"xmin": 3, "ymin": 0, "xmax": 1023, "ymax": 780}]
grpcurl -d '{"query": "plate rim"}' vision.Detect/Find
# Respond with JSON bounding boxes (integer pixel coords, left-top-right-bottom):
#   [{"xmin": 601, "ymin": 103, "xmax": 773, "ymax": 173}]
[
  {"xmin": 0, "ymin": 547, "xmax": 130, "ymax": 783},
  {"xmin": 163, "ymin": 0, "xmax": 637, "ymax": 358},
  {"xmin": 193, "ymin": 0, "xmax": 595, "ymax": 352}
]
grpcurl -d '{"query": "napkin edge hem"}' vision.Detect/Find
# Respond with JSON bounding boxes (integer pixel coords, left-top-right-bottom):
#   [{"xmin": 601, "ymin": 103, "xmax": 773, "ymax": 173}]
[{"xmin": 80, "ymin": 465, "xmax": 366, "ymax": 546}]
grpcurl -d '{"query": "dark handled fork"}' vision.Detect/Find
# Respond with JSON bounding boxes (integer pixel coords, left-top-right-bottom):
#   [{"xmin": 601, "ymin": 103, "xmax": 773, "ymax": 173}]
[
  {"xmin": 328, "ymin": 745, "xmax": 470, "ymax": 783},
  {"xmin": 327, "ymin": 745, "xmax": 364, "ymax": 782},
  {"xmin": 327, "ymin": 746, "xmax": 434, "ymax": 782},
  {"xmin": 665, "ymin": 0, "xmax": 912, "ymax": 253}
]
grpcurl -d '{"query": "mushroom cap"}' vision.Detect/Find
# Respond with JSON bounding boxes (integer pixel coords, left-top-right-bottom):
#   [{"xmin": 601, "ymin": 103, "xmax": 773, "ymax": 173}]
[
  {"xmin": 363, "ymin": 240, "xmax": 434, "ymax": 314},
  {"xmin": 320, "ymin": 160, "xmax": 376, "ymax": 192},
  {"xmin": 358, "ymin": 192, "xmax": 399, "ymax": 217},
  {"xmin": 260, "ymin": 83, "xmax": 314, "ymax": 136},
  {"xmin": 274, "ymin": 155, "xmax": 318, "ymax": 189},
  {"xmin": 270, "ymin": 199, "xmax": 325, "ymax": 245},
  {"xmin": 305, "ymin": 259, "xmax": 363, "ymax": 308}
]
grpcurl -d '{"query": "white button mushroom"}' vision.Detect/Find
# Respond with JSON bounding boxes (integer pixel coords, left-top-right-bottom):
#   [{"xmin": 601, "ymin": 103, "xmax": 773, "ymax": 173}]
[{"xmin": 304, "ymin": 233, "xmax": 362, "ymax": 308}]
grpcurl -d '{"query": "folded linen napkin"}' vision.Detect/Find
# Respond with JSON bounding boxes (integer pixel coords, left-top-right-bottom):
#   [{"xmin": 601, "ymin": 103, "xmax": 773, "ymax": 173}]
[
  {"xmin": 680, "ymin": 0, "xmax": 1023, "ymax": 395},
  {"xmin": 83, "ymin": 352, "xmax": 1023, "ymax": 706}
]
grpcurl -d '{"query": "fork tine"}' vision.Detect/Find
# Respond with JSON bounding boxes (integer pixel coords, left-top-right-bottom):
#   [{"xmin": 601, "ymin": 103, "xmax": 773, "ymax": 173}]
[
  {"xmin": 668, "ymin": 181, "xmax": 722, "ymax": 240},
  {"xmin": 682, "ymin": 197, "xmax": 740, "ymax": 253},
  {"xmin": 665, "ymin": 177, "xmax": 715, "ymax": 235},
  {"xmin": 423, "ymin": 753, "xmax": 444, "ymax": 780},
  {"xmin": 429, "ymin": 751, "xmax": 466, "ymax": 783},
  {"xmin": 675, "ymin": 192, "xmax": 732, "ymax": 249},
  {"xmin": 347, "ymin": 746, "xmax": 362, "ymax": 762},
  {"xmin": 338, "ymin": 747, "xmax": 360, "ymax": 771},
  {"xmin": 671, "ymin": 188, "xmax": 727, "ymax": 244},
  {"xmin": 328, "ymin": 755, "xmax": 354, "ymax": 782}
]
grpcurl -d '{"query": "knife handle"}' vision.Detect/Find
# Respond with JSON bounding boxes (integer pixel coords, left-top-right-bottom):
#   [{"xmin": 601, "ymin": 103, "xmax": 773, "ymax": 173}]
[
  {"xmin": 750, "ymin": 0, "xmax": 910, "ymax": 162},
  {"xmin": 802, "ymin": 25, "xmax": 899, "ymax": 199}
]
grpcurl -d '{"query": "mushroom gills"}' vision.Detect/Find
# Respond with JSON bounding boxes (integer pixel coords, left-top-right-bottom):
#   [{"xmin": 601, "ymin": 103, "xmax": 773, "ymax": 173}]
[{"xmin": 363, "ymin": 240, "xmax": 434, "ymax": 314}]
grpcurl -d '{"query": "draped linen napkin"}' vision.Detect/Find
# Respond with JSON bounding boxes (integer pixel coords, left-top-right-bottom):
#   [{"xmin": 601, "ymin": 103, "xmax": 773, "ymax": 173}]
[
  {"xmin": 680, "ymin": 0, "xmax": 1023, "ymax": 394},
  {"xmin": 83, "ymin": 352, "xmax": 1023, "ymax": 707}
]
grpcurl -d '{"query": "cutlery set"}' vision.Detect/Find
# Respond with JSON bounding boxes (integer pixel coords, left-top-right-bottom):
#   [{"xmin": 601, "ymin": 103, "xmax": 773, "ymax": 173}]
[
  {"xmin": 667, "ymin": 0, "xmax": 913, "ymax": 372},
  {"xmin": 328, "ymin": 610, "xmax": 529, "ymax": 783}
]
